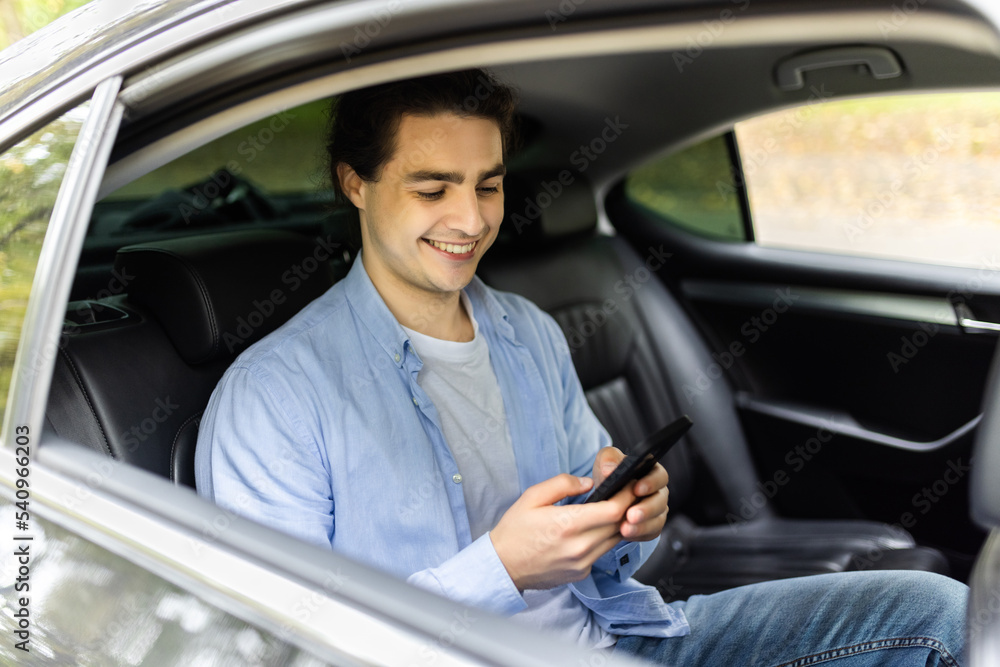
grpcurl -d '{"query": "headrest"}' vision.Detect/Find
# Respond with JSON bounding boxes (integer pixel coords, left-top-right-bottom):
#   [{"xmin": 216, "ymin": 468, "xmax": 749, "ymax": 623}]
[
  {"xmin": 115, "ymin": 229, "xmax": 347, "ymax": 365},
  {"xmin": 494, "ymin": 171, "xmax": 597, "ymax": 251}
]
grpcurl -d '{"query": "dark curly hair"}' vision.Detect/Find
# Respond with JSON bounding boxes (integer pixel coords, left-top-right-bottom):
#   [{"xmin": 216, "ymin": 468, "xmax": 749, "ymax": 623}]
[{"xmin": 326, "ymin": 68, "xmax": 519, "ymax": 248}]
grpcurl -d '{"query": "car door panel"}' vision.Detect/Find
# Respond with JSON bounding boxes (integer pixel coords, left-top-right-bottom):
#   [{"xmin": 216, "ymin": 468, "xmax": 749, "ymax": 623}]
[{"xmin": 608, "ymin": 186, "xmax": 993, "ymax": 578}]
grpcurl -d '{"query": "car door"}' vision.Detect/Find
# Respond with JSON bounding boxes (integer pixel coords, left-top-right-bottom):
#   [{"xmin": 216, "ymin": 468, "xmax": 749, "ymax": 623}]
[
  {"xmin": 609, "ymin": 84, "xmax": 998, "ymax": 581},
  {"xmin": 0, "ymin": 2, "xmax": 661, "ymax": 665}
]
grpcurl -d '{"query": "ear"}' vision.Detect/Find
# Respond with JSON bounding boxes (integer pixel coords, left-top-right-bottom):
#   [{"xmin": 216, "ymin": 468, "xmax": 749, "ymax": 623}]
[{"xmin": 337, "ymin": 163, "xmax": 366, "ymax": 210}]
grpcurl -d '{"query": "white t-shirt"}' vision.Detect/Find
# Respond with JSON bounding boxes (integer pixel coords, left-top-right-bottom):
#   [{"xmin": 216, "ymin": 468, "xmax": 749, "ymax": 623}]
[{"xmin": 402, "ymin": 293, "xmax": 614, "ymax": 649}]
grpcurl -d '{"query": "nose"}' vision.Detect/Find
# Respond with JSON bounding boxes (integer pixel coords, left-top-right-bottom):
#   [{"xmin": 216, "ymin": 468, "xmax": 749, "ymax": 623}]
[{"xmin": 447, "ymin": 186, "xmax": 487, "ymax": 237}]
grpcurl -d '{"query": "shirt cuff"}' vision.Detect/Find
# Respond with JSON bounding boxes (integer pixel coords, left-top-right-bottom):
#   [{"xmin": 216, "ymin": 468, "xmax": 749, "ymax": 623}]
[
  {"xmin": 593, "ymin": 535, "xmax": 659, "ymax": 582},
  {"xmin": 406, "ymin": 533, "xmax": 527, "ymax": 616}
]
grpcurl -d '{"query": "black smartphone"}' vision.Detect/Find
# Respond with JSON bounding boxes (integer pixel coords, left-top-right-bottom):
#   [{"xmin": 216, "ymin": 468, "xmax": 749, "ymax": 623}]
[{"xmin": 585, "ymin": 415, "xmax": 693, "ymax": 503}]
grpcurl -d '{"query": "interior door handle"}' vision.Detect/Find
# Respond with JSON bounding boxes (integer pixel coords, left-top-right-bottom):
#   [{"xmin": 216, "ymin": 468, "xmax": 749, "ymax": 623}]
[
  {"xmin": 775, "ymin": 46, "xmax": 903, "ymax": 90},
  {"xmin": 955, "ymin": 302, "xmax": 1000, "ymax": 334}
]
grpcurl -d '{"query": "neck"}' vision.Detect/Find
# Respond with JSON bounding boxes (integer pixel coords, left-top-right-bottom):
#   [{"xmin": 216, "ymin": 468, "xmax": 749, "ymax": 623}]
[{"xmin": 361, "ymin": 254, "xmax": 474, "ymax": 342}]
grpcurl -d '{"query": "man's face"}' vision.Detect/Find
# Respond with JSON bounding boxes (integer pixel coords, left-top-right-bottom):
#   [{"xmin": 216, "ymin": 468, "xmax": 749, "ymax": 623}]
[{"xmin": 349, "ymin": 112, "xmax": 505, "ymax": 300}]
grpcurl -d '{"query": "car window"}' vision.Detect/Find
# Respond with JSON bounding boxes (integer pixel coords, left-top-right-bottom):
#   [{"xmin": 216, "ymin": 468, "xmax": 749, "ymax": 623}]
[
  {"xmin": 626, "ymin": 92, "xmax": 1000, "ymax": 269},
  {"xmin": 624, "ymin": 134, "xmax": 746, "ymax": 242},
  {"xmin": 0, "ymin": 502, "xmax": 331, "ymax": 666},
  {"xmin": 0, "ymin": 105, "xmax": 88, "ymax": 427},
  {"xmin": 735, "ymin": 92, "xmax": 1000, "ymax": 269},
  {"xmin": 90, "ymin": 98, "xmax": 333, "ymax": 242}
]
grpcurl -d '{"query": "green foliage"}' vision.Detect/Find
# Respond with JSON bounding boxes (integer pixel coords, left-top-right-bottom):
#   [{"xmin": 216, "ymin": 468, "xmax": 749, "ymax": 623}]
[
  {"xmin": 0, "ymin": 0, "xmax": 93, "ymax": 51},
  {"xmin": 0, "ymin": 110, "xmax": 82, "ymax": 421},
  {"xmin": 626, "ymin": 134, "xmax": 746, "ymax": 241}
]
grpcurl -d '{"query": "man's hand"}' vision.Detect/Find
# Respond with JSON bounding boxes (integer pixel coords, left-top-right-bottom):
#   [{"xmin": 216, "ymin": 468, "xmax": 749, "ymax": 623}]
[
  {"xmin": 490, "ymin": 474, "xmax": 635, "ymax": 592},
  {"xmin": 592, "ymin": 446, "xmax": 670, "ymax": 542}
]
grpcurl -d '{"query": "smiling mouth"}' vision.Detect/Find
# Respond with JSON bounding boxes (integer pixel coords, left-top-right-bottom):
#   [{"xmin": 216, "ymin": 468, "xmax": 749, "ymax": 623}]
[{"xmin": 423, "ymin": 238, "xmax": 477, "ymax": 254}]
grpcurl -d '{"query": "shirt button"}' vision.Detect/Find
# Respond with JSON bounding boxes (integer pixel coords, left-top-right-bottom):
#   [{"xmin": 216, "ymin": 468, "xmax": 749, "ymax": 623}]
[
  {"xmin": 412, "ymin": 397, "xmax": 419, "ymax": 406},
  {"xmin": 452, "ymin": 474, "xmax": 463, "ymax": 484},
  {"xmin": 394, "ymin": 353, "xmax": 401, "ymax": 363}
]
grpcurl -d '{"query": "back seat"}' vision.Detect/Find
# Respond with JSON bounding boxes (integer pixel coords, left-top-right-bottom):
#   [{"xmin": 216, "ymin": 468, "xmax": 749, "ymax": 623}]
[
  {"xmin": 45, "ymin": 229, "xmax": 347, "ymax": 487},
  {"xmin": 478, "ymin": 172, "xmax": 949, "ymax": 599},
  {"xmin": 46, "ymin": 182, "xmax": 949, "ymax": 600}
]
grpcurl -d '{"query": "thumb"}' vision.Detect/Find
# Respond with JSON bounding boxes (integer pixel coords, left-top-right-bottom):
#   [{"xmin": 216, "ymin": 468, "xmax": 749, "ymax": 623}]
[
  {"xmin": 593, "ymin": 447, "xmax": 626, "ymax": 486},
  {"xmin": 521, "ymin": 473, "xmax": 594, "ymax": 507}
]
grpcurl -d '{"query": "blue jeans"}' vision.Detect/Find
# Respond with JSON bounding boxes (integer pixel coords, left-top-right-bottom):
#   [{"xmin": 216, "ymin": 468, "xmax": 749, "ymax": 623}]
[{"xmin": 613, "ymin": 571, "xmax": 967, "ymax": 666}]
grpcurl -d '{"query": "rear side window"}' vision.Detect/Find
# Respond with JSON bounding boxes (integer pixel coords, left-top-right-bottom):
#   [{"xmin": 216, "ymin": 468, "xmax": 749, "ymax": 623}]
[
  {"xmin": 625, "ymin": 91, "xmax": 1000, "ymax": 270},
  {"xmin": 735, "ymin": 92, "xmax": 1000, "ymax": 269},
  {"xmin": 624, "ymin": 134, "xmax": 745, "ymax": 242}
]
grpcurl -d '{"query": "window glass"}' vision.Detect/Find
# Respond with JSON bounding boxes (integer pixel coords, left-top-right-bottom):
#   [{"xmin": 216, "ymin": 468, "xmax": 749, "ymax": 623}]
[
  {"xmin": 0, "ymin": 105, "xmax": 88, "ymax": 426},
  {"xmin": 91, "ymin": 99, "xmax": 333, "ymax": 241},
  {"xmin": 624, "ymin": 134, "xmax": 745, "ymax": 241},
  {"xmin": 0, "ymin": 501, "xmax": 332, "ymax": 665},
  {"xmin": 734, "ymin": 93, "xmax": 1000, "ymax": 268}
]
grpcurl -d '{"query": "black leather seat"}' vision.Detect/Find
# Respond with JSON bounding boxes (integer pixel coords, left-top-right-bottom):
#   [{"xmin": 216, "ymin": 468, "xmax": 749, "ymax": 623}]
[
  {"xmin": 479, "ymin": 173, "xmax": 950, "ymax": 599},
  {"xmin": 45, "ymin": 229, "xmax": 347, "ymax": 487},
  {"xmin": 46, "ymin": 190, "xmax": 948, "ymax": 599}
]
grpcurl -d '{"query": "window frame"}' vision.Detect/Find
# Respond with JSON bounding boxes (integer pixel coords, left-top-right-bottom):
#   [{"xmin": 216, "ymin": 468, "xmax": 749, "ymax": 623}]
[{"xmin": 1, "ymin": 77, "xmax": 124, "ymax": 446}]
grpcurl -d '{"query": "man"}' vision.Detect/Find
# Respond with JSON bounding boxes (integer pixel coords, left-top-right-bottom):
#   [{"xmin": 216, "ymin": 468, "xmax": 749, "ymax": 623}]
[{"xmin": 196, "ymin": 69, "xmax": 967, "ymax": 663}]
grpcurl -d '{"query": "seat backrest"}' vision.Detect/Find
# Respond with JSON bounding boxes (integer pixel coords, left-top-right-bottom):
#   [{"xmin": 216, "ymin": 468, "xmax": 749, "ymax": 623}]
[
  {"xmin": 45, "ymin": 229, "xmax": 348, "ymax": 487},
  {"xmin": 479, "ymin": 173, "xmax": 769, "ymax": 518}
]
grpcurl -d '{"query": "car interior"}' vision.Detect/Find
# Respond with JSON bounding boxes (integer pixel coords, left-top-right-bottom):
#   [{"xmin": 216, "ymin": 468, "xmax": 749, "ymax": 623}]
[{"xmin": 33, "ymin": 0, "xmax": 999, "ymax": 621}]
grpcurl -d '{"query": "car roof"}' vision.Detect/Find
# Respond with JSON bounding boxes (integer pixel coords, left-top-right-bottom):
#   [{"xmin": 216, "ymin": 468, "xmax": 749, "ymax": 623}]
[
  {"xmin": 0, "ymin": 0, "xmax": 215, "ymax": 119},
  {"xmin": 5, "ymin": 0, "xmax": 995, "ymax": 115},
  {"xmin": 5, "ymin": 0, "xmax": 1000, "ymax": 190}
]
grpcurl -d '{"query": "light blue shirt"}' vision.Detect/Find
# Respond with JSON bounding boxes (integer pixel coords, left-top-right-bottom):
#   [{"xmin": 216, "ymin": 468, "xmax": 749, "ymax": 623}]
[{"xmin": 195, "ymin": 255, "xmax": 689, "ymax": 638}]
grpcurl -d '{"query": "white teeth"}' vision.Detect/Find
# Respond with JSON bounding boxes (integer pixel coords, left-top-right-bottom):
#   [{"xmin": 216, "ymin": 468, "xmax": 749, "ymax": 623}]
[{"xmin": 427, "ymin": 239, "xmax": 475, "ymax": 254}]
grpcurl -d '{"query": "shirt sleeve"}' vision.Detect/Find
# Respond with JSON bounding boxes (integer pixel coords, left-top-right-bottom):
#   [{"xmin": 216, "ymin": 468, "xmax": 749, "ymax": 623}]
[
  {"xmin": 406, "ymin": 533, "xmax": 527, "ymax": 616},
  {"xmin": 200, "ymin": 364, "xmax": 527, "ymax": 615},
  {"xmin": 195, "ymin": 365, "xmax": 336, "ymax": 550}
]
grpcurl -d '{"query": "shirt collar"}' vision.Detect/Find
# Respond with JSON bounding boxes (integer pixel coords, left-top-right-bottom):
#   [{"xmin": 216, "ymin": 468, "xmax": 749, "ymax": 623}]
[{"xmin": 342, "ymin": 250, "xmax": 518, "ymax": 369}]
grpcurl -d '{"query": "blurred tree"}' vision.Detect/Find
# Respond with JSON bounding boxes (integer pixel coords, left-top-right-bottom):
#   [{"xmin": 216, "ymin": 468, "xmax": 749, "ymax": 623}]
[{"xmin": 0, "ymin": 0, "xmax": 93, "ymax": 50}]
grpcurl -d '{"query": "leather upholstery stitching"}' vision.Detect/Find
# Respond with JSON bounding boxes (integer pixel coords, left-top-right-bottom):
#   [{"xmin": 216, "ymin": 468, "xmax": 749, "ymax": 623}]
[
  {"xmin": 120, "ymin": 247, "xmax": 220, "ymax": 363},
  {"xmin": 169, "ymin": 410, "xmax": 203, "ymax": 484},
  {"xmin": 58, "ymin": 346, "xmax": 113, "ymax": 457}
]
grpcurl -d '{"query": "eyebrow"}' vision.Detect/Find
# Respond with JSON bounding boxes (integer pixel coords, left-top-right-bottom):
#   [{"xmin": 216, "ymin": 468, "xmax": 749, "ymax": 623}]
[{"xmin": 403, "ymin": 164, "xmax": 506, "ymax": 185}]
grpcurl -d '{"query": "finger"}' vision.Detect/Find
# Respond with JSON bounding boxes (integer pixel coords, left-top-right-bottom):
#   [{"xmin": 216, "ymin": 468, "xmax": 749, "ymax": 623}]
[
  {"xmin": 625, "ymin": 488, "xmax": 668, "ymax": 525},
  {"xmin": 576, "ymin": 525, "xmax": 629, "ymax": 563},
  {"xmin": 522, "ymin": 474, "xmax": 593, "ymax": 507},
  {"xmin": 596, "ymin": 482, "xmax": 638, "ymax": 520},
  {"xmin": 632, "ymin": 462, "xmax": 669, "ymax": 498},
  {"xmin": 620, "ymin": 511, "xmax": 667, "ymax": 541},
  {"xmin": 592, "ymin": 447, "xmax": 625, "ymax": 486}
]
